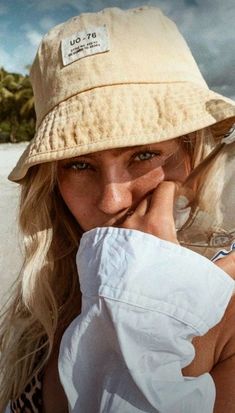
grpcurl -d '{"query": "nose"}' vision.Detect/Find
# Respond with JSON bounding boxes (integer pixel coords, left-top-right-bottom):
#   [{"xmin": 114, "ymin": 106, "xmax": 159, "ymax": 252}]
[{"xmin": 97, "ymin": 181, "xmax": 132, "ymax": 216}]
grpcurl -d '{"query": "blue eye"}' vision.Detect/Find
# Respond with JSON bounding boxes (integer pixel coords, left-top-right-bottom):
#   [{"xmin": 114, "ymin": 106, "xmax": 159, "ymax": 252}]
[
  {"xmin": 73, "ymin": 162, "xmax": 89, "ymax": 170},
  {"xmin": 134, "ymin": 151, "xmax": 160, "ymax": 161},
  {"xmin": 64, "ymin": 161, "xmax": 91, "ymax": 171}
]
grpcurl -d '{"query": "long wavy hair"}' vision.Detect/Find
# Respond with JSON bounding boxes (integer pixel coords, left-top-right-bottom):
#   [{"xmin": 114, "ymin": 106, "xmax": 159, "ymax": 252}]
[{"xmin": 0, "ymin": 123, "xmax": 232, "ymax": 410}]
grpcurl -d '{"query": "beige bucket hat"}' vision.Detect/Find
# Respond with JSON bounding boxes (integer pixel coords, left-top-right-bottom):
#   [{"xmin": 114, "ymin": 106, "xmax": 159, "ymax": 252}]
[{"xmin": 8, "ymin": 5, "xmax": 235, "ymax": 182}]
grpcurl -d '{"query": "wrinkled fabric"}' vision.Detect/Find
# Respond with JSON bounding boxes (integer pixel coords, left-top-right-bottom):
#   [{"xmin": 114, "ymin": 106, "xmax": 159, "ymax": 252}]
[{"xmin": 58, "ymin": 227, "xmax": 234, "ymax": 413}]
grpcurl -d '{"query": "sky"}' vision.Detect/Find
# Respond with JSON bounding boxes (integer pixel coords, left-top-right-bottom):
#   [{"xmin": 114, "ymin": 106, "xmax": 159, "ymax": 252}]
[{"xmin": 0, "ymin": 0, "xmax": 235, "ymax": 99}]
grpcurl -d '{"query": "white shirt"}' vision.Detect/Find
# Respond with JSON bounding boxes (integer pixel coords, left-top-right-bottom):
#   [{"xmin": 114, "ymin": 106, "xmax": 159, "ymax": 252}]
[{"xmin": 58, "ymin": 227, "xmax": 234, "ymax": 413}]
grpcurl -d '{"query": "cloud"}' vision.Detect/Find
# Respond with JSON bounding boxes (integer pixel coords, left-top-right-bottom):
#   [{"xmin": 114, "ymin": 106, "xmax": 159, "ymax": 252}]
[
  {"xmin": 31, "ymin": 0, "xmax": 148, "ymax": 13},
  {"xmin": 0, "ymin": 41, "xmax": 37, "ymax": 74},
  {"xmin": 177, "ymin": 0, "xmax": 235, "ymax": 98},
  {"xmin": 0, "ymin": 4, "xmax": 8, "ymax": 15},
  {"xmin": 0, "ymin": 21, "xmax": 9, "ymax": 39},
  {"xmin": 39, "ymin": 16, "xmax": 57, "ymax": 31},
  {"xmin": 30, "ymin": 0, "xmax": 79, "ymax": 12},
  {"xmin": 25, "ymin": 30, "xmax": 43, "ymax": 48},
  {"xmin": 0, "ymin": 47, "xmax": 13, "ymax": 71}
]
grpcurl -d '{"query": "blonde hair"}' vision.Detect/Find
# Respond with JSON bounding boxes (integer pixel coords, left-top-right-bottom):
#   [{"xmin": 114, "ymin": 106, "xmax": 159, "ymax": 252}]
[
  {"xmin": 0, "ymin": 124, "xmax": 230, "ymax": 410},
  {"xmin": 0, "ymin": 162, "xmax": 83, "ymax": 410},
  {"xmin": 182, "ymin": 126, "xmax": 228, "ymax": 229}
]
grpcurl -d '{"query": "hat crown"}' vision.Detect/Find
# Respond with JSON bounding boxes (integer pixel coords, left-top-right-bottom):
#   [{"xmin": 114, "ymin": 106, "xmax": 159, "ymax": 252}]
[{"xmin": 31, "ymin": 5, "xmax": 207, "ymax": 128}]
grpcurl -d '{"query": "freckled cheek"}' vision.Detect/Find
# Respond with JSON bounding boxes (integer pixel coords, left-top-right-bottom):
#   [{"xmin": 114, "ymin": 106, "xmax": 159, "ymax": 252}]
[
  {"xmin": 58, "ymin": 180, "xmax": 96, "ymax": 220},
  {"xmin": 163, "ymin": 154, "xmax": 190, "ymax": 182},
  {"xmin": 134, "ymin": 167, "xmax": 165, "ymax": 194}
]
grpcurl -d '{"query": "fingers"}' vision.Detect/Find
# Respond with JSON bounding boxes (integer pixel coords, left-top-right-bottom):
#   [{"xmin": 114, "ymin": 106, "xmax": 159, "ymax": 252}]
[
  {"xmin": 146, "ymin": 181, "xmax": 178, "ymax": 242},
  {"xmin": 132, "ymin": 191, "xmax": 152, "ymax": 217},
  {"xmin": 148, "ymin": 181, "xmax": 177, "ymax": 217},
  {"xmin": 122, "ymin": 181, "xmax": 179, "ymax": 244}
]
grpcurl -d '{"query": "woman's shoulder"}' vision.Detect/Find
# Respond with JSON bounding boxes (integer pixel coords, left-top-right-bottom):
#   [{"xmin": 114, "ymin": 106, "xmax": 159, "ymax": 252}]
[
  {"xmin": 182, "ymin": 293, "xmax": 235, "ymax": 378},
  {"xmin": 197, "ymin": 292, "xmax": 235, "ymax": 367},
  {"xmin": 42, "ymin": 342, "xmax": 69, "ymax": 413},
  {"xmin": 214, "ymin": 292, "xmax": 235, "ymax": 362}
]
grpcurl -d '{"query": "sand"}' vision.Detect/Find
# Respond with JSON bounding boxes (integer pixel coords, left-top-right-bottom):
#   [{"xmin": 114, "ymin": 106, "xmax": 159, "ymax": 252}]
[{"xmin": 0, "ymin": 143, "xmax": 27, "ymax": 306}]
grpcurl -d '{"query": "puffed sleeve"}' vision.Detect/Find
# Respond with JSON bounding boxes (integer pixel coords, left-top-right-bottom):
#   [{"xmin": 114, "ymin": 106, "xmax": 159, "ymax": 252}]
[{"xmin": 58, "ymin": 227, "xmax": 234, "ymax": 413}]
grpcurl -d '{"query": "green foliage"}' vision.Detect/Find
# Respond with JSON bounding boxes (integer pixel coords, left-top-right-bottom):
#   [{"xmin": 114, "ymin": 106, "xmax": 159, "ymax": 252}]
[{"xmin": 0, "ymin": 67, "xmax": 36, "ymax": 143}]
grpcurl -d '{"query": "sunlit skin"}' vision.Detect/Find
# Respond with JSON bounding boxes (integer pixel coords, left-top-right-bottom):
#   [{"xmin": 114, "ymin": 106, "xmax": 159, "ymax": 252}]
[{"xmin": 57, "ymin": 138, "xmax": 192, "ymax": 242}]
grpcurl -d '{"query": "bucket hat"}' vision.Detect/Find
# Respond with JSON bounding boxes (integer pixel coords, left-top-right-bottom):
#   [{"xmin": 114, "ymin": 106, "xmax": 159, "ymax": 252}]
[{"xmin": 8, "ymin": 5, "xmax": 235, "ymax": 182}]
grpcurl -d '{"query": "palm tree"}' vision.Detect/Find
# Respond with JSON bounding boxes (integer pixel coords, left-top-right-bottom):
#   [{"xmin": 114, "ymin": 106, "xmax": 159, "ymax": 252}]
[
  {"xmin": 16, "ymin": 76, "xmax": 35, "ymax": 118},
  {"xmin": 0, "ymin": 67, "xmax": 36, "ymax": 143}
]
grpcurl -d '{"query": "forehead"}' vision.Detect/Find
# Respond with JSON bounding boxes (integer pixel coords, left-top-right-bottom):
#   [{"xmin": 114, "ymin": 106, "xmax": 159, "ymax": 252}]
[{"xmin": 69, "ymin": 139, "xmax": 180, "ymax": 160}]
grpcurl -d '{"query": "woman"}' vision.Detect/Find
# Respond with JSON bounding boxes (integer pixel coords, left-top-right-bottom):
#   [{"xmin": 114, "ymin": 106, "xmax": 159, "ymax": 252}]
[{"xmin": 1, "ymin": 5, "xmax": 235, "ymax": 413}]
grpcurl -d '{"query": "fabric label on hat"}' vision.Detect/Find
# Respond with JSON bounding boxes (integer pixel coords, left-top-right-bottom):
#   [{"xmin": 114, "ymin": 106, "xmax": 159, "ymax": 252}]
[{"xmin": 61, "ymin": 25, "xmax": 110, "ymax": 66}]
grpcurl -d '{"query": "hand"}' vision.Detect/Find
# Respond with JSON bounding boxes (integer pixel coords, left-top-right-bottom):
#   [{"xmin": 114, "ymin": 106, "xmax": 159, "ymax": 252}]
[
  {"xmin": 120, "ymin": 181, "xmax": 179, "ymax": 244},
  {"xmin": 214, "ymin": 252, "xmax": 235, "ymax": 280}
]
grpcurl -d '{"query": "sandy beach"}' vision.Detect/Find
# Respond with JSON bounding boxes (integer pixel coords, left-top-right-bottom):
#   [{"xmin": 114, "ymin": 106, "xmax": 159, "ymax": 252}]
[{"xmin": 0, "ymin": 143, "xmax": 27, "ymax": 306}]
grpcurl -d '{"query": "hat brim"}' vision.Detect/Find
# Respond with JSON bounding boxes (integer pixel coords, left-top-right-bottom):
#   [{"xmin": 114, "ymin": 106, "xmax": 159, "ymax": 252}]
[{"xmin": 8, "ymin": 82, "xmax": 235, "ymax": 182}]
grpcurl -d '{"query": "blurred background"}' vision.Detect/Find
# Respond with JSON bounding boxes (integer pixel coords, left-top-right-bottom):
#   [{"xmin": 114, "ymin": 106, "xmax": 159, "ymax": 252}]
[{"xmin": 0, "ymin": 0, "xmax": 235, "ymax": 303}]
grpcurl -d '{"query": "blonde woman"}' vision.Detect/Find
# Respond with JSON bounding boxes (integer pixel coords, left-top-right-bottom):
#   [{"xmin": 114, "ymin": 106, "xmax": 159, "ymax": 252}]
[{"xmin": 1, "ymin": 5, "xmax": 235, "ymax": 413}]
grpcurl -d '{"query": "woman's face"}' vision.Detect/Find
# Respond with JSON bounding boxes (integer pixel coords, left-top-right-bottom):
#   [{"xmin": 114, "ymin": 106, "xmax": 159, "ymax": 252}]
[{"xmin": 57, "ymin": 138, "xmax": 192, "ymax": 231}]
